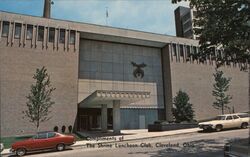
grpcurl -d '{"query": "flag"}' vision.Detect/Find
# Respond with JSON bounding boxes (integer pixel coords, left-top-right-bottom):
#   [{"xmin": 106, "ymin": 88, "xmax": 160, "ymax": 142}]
[{"xmin": 106, "ymin": 8, "xmax": 109, "ymax": 18}]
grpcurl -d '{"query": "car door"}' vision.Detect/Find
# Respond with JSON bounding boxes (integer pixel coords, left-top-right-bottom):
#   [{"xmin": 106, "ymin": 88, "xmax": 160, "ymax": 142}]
[
  {"xmin": 46, "ymin": 132, "xmax": 58, "ymax": 148},
  {"xmin": 232, "ymin": 115, "xmax": 241, "ymax": 128},
  {"xmin": 224, "ymin": 116, "xmax": 234, "ymax": 129},
  {"xmin": 33, "ymin": 133, "xmax": 49, "ymax": 150}
]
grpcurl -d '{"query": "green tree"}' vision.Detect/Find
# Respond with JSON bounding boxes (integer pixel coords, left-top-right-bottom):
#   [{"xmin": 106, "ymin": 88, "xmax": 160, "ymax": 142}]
[
  {"xmin": 212, "ymin": 69, "xmax": 232, "ymax": 114},
  {"xmin": 23, "ymin": 66, "xmax": 56, "ymax": 132},
  {"xmin": 172, "ymin": 90, "xmax": 195, "ymax": 122},
  {"xmin": 172, "ymin": 0, "xmax": 249, "ymax": 63}
]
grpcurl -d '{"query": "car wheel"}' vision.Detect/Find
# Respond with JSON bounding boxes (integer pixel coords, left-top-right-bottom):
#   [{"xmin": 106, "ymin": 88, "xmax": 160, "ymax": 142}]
[
  {"xmin": 56, "ymin": 143, "xmax": 65, "ymax": 151},
  {"xmin": 215, "ymin": 125, "xmax": 222, "ymax": 132},
  {"xmin": 241, "ymin": 123, "xmax": 248, "ymax": 129},
  {"xmin": 16, "ymin": 148, "xmax": 26, "ymax": 156}
]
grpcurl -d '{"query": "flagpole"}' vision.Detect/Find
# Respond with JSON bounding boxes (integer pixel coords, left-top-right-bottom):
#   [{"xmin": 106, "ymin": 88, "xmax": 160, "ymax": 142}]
[{"xmin": 106, "ymin": 7, "xmax": 108, "ymax": 26}]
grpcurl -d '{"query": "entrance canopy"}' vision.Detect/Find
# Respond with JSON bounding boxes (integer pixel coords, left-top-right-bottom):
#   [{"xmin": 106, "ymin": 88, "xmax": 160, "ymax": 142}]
[{"xmin": 79, "ymin": 90, "xmax": 150, "ymax": 108}]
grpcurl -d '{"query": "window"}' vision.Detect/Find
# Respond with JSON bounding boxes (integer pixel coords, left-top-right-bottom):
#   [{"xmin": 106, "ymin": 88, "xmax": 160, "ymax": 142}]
[
  {"xmin": 186, "ymin": 46, "xmax": 191, "ymax": 58},
  {"xmin": 215, "ymin": 116, "xmax": 226, "ymax": 120},
  {"xmin": 2, "ymin": 21, "xmax": 9, "ymax": 37},
  {"xmin": 180, "ymin": 45, "xmax": 184, "ymax": 57},
  {"xmin": 49, "ymin": 28, "xmax": 55, "ymax": 42},
  {"xmin": 233, "ymin": 115, "xmax": 239, "ymax": 119},
  {"xmin": 69, "ymin": 30, "xmax": 75, "ymax": 44},
  {"xmin": 37, "ymin": 133, "xmax": 47, "ymax": 139},
  {"xmin": 14, "ymin": 23, "xmax": 22, "ymax": 39},
  {"xmin": 48, "ymin": 132, "xmax": 56, "ymax": 138},
  {"xmin": 173, "ymin": 44, "xmax": 177, "ymax": 56},
  {"xmin": 226, "ymin": 116, "xmax": 233, "ymax": 120},
  {"xmin": 238, "ymin": 113, "xmax": 249, "ymax": 118},
  {"xmin": 26, "ymin": 25, "xmax": 33, "ymax": 40},
  {"xmin": 38, "ymin": 26, "xmax": 44, "ymax": 41},
  {"xmin": 59, "ymin": 29, "xmax": 65, "ymax": 43}
]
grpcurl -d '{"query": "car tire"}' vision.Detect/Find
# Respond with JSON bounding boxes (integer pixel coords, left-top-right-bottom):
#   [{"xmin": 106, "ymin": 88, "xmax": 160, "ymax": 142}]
[
  {"xmin": 241, "ymin": 123, "xmax": 248, "ymax": 129},
  {"xmin": 56, "ymin": 143, "xmax": 65, "ymax": 151},
  {"xmin": 215, "ymin": 125, "xmax": 222, "ymax": 132},
  {"xmin": 16, "ymin": 148, "xmax": 26, "ymax": 156}
]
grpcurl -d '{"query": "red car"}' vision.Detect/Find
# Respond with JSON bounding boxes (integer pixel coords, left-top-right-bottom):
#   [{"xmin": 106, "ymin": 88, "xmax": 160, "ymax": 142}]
[{"xmin": 10, "ymin": 131, "xmax": 75, "ymax": 156}]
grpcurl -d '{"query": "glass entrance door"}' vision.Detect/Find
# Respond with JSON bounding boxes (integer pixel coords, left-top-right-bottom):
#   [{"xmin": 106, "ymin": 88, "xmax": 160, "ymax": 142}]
[{"xmin": 79, "ymin": 115, "xmax": 89, "ymax": 131}]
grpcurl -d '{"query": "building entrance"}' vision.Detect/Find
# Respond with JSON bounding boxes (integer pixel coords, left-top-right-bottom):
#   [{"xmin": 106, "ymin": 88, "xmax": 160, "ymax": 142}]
[{"xmin": 77, "ymin": 108, "xmax": 113, "ymax": 131}]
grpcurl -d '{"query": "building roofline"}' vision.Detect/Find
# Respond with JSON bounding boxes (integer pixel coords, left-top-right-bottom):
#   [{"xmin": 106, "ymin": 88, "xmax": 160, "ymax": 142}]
[
  {"xmin": 0, "ymin": 10, "xmax": 191, "ymax": 39},
  {"xmin": 0, "ymin": 10, "xmax": 199, "ymax": 46}
]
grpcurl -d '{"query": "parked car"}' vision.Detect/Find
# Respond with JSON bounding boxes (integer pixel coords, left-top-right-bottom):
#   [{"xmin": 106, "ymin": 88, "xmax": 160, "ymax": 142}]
[
  {"xmin": 0, "ymin": 143, "xmax": 4, "ymax": 152},
  {"xmin": 10, "ymin": 131, "xmax": 75, "ymax": 156},
  {"xmin": 224, "ymin": 138, "xmax": 249, "ymax": 157},
  {"xmin": 198, "ymin": 113, "xmax": 249, "ymax": 132}
]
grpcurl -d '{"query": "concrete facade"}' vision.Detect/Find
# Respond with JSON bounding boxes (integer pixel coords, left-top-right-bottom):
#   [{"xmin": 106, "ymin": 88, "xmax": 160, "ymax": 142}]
[
  {"xmin": 171, "ymin": 62, "xmax": 248, "ymax": 120},
  {"xmin": 78, "ymin": 39, "xmax": 164, "ymax": 109},
  {"xmin": 0, "ymin": 12, "xmax": 79, "ymax": 137},
  {"xmin": 0, "ymin": 11, "xmax": 248, "ymax": 137}
]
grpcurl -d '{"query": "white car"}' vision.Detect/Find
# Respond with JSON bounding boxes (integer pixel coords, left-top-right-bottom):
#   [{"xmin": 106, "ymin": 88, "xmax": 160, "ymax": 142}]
[
  {"xmin": 0, "ymin": 143, "xmax": 4, "ymax": 152},
  {"xmin": 198, "ymin": 113, "xmax": 249, "ymax": 132}
]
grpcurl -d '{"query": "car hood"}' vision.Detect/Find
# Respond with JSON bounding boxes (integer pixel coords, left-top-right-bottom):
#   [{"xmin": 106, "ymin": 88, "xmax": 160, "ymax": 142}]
[{"xmin": 199, "ymin": 120, "xmax": 223, "ymax": 125}]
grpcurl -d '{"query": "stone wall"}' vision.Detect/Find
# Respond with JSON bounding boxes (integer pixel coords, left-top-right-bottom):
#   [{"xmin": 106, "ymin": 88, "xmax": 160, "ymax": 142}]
[
  {"xmin": 0, "ymin": 35, "xmax": 78, "ymax": 137},
  {"xmin": 170, "ymin": 62, "xmax": 248, "ymax": 120}
]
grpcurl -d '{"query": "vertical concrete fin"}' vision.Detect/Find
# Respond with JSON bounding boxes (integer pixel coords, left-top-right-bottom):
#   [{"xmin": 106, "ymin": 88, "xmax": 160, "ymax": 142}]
[{"xmin": 161, "ymin": 44, "xmax": 174, "ymax": 121}]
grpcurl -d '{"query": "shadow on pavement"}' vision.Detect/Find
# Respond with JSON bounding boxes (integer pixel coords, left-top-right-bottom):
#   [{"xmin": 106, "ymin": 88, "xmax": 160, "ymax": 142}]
[
  {"xmin": 197, "ymin": 128, "xmax": 246, "ymax": 133},
  {"xmin": 7, "ymin": 148, "xmax": 73, "ymax": 157},
  {"xmin": 129, "ymin": 139, "xmax": 226, "ymax": 157}
]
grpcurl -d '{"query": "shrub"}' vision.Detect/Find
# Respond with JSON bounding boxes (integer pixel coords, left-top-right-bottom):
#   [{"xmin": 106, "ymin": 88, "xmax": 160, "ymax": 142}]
[
  {"xmin": 53, "ymin": 126, "xmax": 58, "ymax": 132},
  {"xmin": 172, "ymin": 90, "xmax": 195, "ymax": 123},
  {"xmin": 61, "ymin": 125, "xmax": 66, "ymax": 133},
  {"xmin": 68, "ymin": 125, "xmax": 73, "ymax": 133}
]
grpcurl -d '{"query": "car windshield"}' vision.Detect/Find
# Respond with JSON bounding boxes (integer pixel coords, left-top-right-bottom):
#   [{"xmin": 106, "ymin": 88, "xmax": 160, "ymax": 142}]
[{"xmin": 214, "ymin": 116, "xmax": 226, "ymax": 120}]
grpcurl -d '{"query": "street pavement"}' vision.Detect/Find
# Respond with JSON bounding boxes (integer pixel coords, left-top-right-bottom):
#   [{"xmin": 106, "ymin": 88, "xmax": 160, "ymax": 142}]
[{"xmin": 2, "ymin": 128, "xmax": 248, "ymax": 157}]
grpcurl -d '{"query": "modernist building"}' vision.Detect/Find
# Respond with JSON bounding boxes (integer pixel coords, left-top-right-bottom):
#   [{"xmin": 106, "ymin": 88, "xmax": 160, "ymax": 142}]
[
  {"xmin": 174, "ymin": 6, "xmax": 199, "ymax": 39},
  {"xmin": 0, "ymin": 10, "xmax": 248, "ymax": 137}
]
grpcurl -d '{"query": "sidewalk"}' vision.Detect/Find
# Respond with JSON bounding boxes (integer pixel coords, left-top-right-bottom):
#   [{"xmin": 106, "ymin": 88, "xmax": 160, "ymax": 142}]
[{"xmin": 1, "ymin": 128, "xmax": 201, "ymax": 156}]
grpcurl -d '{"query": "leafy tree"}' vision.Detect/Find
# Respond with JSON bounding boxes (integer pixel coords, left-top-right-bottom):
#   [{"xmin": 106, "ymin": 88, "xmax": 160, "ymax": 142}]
[
  {"xmin": 212, "ymin": 69, "xmax": 232, "ymax": 114},
  {"xmin": 172, "ymin": 90, "xmax": 195, "ymax": 122},
  {"xmin": 172, "ymin": 0, "xmax": 249, "ymax": 63},
  {"xmin": 23, "ymin": 66, "xmax": 56, "ymax": 132}
]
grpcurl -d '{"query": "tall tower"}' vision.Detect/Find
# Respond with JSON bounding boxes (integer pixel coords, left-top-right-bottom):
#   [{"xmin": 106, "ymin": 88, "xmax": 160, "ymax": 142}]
[
  {"xmin": 43, "ymin": 0, "xmax": 51, "ymax": 18},
  {"xmin": 174, "ymin": 6, "xmax": 194, "ymax": 39}
]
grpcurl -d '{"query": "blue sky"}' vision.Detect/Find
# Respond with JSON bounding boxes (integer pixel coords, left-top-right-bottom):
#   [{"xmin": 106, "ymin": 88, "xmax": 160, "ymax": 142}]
[{"xmin": 0, "ymin": 0, "xmax": 189, "ymax": 36}]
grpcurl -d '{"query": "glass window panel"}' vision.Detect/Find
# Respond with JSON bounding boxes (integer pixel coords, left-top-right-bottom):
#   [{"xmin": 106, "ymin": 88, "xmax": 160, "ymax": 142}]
[
  {"xmin": 70, "ymin": 30, "xmax": 75, "ymax": 44},
  {"xmin": 37, "ymin": 133, "xmax": 47, "ymax": 139},
  {"xmin": 2, "ymin": 21, "xmax": 9, "ymax": 37},
  {"xmin": 14, "ymin": 23, "xmax": 21, "ymax": 39},
  {"xmin": 49, "ymin": 28, "xmax": 55, "ymax": 42},
  {"xmin": 59, "ymin": 29, "xmax": 65, "ymax": 43},
  {"xmin": 48, "ymin": 132, "xmax": 56, "ymax": 138},
  {"xmin": 26, "ymin": 25, "xmax": 33, "ymax": 40},
  {"xmin": 38, "ymin": 26, "xmax": 44, "ymax": 41}
]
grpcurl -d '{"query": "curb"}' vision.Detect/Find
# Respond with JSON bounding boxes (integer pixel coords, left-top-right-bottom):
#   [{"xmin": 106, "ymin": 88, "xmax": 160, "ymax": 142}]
[
  {"xmin": 0, "ymin": 129, "xmax": 199, "ymax": 156},
  {"xmin": 71, "ymin": 129, "xmax": 199, "ymax": 148}
]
